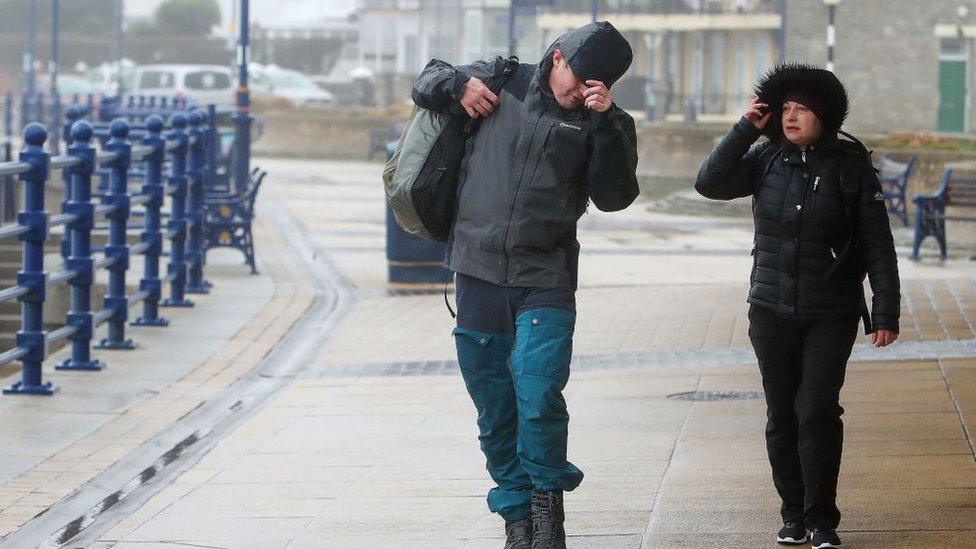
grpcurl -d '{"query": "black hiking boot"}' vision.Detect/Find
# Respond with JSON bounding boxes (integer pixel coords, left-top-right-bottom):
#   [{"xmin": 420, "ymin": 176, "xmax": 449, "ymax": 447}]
[
  {"xmin": 504, "ymin": 517, "xmax": 532, "ymax": 549},
  {"xmin": 530, "ymin": 489, "xmax": 566, "ymax": 549}
]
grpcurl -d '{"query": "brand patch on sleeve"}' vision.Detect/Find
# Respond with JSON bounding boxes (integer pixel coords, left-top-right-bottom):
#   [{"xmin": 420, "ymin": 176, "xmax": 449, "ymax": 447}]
[{"xmin": 874, "ymin": 191, "xmax": 885, "ymax": 202}]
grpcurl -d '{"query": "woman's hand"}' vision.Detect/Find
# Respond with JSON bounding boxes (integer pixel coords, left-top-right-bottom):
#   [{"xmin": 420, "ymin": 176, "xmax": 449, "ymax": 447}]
[
  {"xmin": 745, "ymin": 95, "xmax": 772, "ymax": 130},
  {"xmin": 869, "ymin": 329, "xmax": 898, "ymax": 348}
]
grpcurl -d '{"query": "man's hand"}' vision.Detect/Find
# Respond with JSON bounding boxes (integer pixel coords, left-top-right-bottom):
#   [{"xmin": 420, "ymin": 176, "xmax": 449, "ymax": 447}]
[
  {"xmin": 583, "ymin": 80, "xmax": 613, "ymax": 112},
  {"xmin": 869, "ymin": 329, "xmax": 898, "ymax": 348},
  {"xmin": 460, "ymin": 77, "xmax": 499, "ymax": 119},
  {"xmin": 745, "ymin": 95, "xmax": 772, "ymax": 129}
]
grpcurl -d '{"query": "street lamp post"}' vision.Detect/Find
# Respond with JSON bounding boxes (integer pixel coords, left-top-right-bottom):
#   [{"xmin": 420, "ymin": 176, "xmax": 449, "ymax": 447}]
[
  {"xmin": 823, "ymin": 0, "xmax": 842, "ymax": 72},
  {"xmin": 49, "ymin": 0, "xmax": 60, "ymax": 154},
  {"xmin": 25, "ymin": 0, "xmax": 37, "ymax": 97},
  {"xmin": 234, "ymin": 0, "xmax": 252, "ymax": 191},
  {"xmin": 116, "ymin": 0, "xmax": 124, "ymax": 94}
]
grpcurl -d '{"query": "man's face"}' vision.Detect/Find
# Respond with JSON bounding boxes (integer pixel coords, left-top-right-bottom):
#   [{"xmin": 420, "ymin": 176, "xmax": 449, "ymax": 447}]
[{"xmin": 548, "ymin": 50, "xmax": 585, "ymax": 109}]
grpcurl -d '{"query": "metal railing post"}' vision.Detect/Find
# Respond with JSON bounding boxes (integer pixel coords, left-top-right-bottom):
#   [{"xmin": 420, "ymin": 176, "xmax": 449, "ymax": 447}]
[
  {"xmin": 161, "ymin": 114, "xmax": 193, "ymax": 308},
  {"xmin": 132, "ymin": 115, "xmax": 169, "ymax": 326},
  {"xmin": 58, "ymin": 106, "xmax": 84, "ymax": 261},
  {"xmin": 4, "ymin": 124, "xmax": 54, "ymax": 395},
  {"xmin": 57, "ymin": 120, "xmax": 100, "ymax": 370},
  {"xmin": 94, "ymin": 119, "xmax": 135, "ymax": 349},
  {"xmin": 185, "ymin": 111, "xmax": 209, "ymax": 294}
]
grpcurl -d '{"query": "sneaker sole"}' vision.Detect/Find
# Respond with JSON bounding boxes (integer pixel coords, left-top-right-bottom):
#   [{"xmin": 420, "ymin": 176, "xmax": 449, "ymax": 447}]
[
  {"xmin": 811, "ymin": 544, "xmax": 842, "ymax": 549},
  {"xmin": 777, "ymin": 535, "xmax": 809, "ymax": 545}
]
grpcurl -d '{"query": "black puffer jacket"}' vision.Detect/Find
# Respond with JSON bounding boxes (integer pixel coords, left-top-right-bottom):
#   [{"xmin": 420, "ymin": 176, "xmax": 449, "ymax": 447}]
[
  {"xmin": 411, "ymin": 23, "xmax": 639, "ymax": 289},
  {"xmin": 695, "ymin": 117, "xmax": 900, "ymax": 332}
]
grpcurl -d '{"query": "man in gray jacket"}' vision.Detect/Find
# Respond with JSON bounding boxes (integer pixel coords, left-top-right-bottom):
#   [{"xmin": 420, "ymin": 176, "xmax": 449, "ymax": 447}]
[{"xmin": 413, "ymin": 22, "xmax": 638, "ymax": 549}]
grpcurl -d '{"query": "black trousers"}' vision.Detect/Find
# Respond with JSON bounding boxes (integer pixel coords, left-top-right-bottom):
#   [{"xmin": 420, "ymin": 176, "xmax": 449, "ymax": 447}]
[{"xmin": 748, "ymin": 304, "xmax": 860, "ymax": 531}]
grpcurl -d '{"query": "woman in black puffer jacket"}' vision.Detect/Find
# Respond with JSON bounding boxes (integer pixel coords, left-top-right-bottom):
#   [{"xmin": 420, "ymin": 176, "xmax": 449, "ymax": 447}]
[{"xmin": 695, "ymin": 63, "xmax": 900, "ymax": 549}]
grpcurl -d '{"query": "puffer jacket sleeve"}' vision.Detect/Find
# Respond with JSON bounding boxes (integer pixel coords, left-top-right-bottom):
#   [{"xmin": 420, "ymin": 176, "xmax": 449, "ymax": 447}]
[
  {"xmin": 695, "ymin": 117, "xmax": 770, "ymax": 200},
  {"xmin": 411, "ymin": 56, "xmax": 506, "ymax": 112},
  {"xmin": 586, "ymin": 105, "xmax": 640, "ymax": 212},
  {"xmin": 856, "ymin": 159, "xmax": 901, "ymax": 332}
]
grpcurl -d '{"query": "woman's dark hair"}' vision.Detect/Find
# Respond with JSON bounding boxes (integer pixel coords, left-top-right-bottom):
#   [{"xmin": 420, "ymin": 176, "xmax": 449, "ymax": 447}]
[{"xmin": 754, "ymin": 62, "xmax": 849, "ymax": 143}]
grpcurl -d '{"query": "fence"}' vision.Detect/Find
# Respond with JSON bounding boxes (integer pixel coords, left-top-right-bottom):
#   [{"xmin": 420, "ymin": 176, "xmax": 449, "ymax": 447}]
[{"xmin": 0, "ymin": 102, "xmax": 219, "ymax": 396}]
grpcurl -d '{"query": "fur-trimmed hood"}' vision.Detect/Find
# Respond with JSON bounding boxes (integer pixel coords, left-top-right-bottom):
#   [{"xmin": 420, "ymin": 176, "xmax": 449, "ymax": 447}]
[{"xmin": 754, "ymin": 63, "xmax": 849, "ymax": 142}]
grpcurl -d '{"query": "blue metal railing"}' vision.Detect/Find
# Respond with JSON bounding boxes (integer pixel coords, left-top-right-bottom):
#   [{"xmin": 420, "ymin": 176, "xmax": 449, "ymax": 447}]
[{"xmin": 0, "ymin": 105, "xmax": 217, "ymax": 395}]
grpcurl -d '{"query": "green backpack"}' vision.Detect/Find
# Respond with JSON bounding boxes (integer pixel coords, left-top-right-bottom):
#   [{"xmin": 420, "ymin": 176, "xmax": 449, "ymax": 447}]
[{"xmin": 383, "ymin": 56, "xmax": 518, "ymax": 242}]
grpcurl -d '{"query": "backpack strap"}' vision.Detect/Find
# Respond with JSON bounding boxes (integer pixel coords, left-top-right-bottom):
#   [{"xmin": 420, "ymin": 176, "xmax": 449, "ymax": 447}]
[
  {"xmin": 752, "ymin": 145, "xmax": 783, "ymax": 214},
  {"xmin": 463, "ymin": 56, "xmax": 519, "ymax": 136},
  {"xmin": 830, "ymin": 132, "xmax": 875, "ymax": 332}
]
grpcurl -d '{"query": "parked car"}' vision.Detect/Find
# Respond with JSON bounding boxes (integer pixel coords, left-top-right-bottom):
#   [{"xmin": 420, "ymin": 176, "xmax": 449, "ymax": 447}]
[
  {"xmin": 35, "ymin": 74, "xmax": 96, "ymax": 103},
  {"xmin": 132, "ymin": 64, "xmax": 234, "ymax": 109},
  {"xmin": 85, "ymin": 60, "xmax": 137, "ymax": 95},
  {"xmin": 263, "ymin": 66, "xmax": 335, "ymax": 107}
]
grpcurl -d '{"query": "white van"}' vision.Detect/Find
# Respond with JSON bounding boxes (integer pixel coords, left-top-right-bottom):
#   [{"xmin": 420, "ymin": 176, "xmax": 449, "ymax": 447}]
[{"xmin": 132, "ymin": 64, "xmax": 234, "ymax": 109}]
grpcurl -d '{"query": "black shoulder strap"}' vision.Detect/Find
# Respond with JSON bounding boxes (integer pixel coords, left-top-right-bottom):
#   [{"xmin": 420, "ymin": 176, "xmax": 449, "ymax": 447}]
[
  {"xmin": 752, "ymin": 145, "xmax": 783, "ymax": 213},
  {"xmin": 486, "ymin": 55, "xmax": 520, "ymax": 94},
  {"xmin": 836, "ymin": 130, "xmax": 874, "ymax": 332},
  {"xmin": 758, "ymin": 145, "xmax": 783, "ymax": 184},
  {"xmin": 463, "ymin": 56, "xmax": 519, "ymax": 137}
]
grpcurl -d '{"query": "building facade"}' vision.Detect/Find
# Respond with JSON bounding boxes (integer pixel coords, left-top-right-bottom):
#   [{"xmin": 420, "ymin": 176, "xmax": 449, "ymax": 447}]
[
  {"xmin": 353, "ymin": 0, "xmax": 976, "ymax": 134},
  {"xmin": 355, "ymin": 0, "xmax": 541, "ymax": 75},
  {"xmin": 784, "ymin": 0, "xmax": 976, "ymax": 134}
]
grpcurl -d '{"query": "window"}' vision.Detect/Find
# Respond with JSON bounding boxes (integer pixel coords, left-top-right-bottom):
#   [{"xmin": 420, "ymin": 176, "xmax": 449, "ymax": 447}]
[
  {"xmin": 184, "ymin": 71, "xmax": 231, "ymax": 90},
  {"xmin": 941, "ymin": 37, "xmax": 967, "ymax": 58},
  {"xmin": 464, "ymin": 10, "xmax": 483, "ymax": 61},
  {"xmin": 754, "ymin": 33, "xmax": 770, "ymax": 82},
  {"xmin": 138, "ymin": 71, "xmax": 174, "ymax": 89},
  {"xmin": 705, "ymin": 32, "xmax": 725, "ymax": 113}
]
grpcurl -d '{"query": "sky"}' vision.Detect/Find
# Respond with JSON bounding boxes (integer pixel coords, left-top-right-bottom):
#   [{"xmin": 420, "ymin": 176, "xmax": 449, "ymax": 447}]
[{"xmin": 124, "ymin": 0, "xmax": 358, "ymax": 26}]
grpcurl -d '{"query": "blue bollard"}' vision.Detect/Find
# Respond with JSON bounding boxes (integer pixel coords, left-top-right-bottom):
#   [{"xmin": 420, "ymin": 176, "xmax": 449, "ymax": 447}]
[
  {"xmin": 132, "ymin": 115, "xmax": 169, "ymax": 326},
  {"xmin": 94, "ymin": 119, "xmax": 135, "ymax": 350},
  {"xmin": 57, "ymin": 121, "xmax": 102, "ymax": 371},
  {"xmin": 59, "ymin": 106, "xmax": 85, "ymax": 262},
  {"xmin": 63, "ymin": 105, "xmax": 83, "ymax": 148},
  {"xmin": 162, "ymin": 114, "xmax": 193, "ymax": 308},
  {"xmin": 185, "ymin": 111, "xmax": 210, "ymax": 294},
  {"xmin": 5, "ymin": 124, "xmax": 55, "ymax": 395}
]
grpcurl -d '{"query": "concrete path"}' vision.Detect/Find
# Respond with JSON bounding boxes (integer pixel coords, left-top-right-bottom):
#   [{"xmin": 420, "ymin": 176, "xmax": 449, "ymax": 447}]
[{"xmin": 4, "ymin": 157, "xmax": 976, "ymax": 548}]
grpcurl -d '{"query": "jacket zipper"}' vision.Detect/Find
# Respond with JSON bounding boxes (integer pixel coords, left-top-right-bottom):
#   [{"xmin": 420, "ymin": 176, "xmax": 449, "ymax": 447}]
[
  {"xmin": 793, "ymin": 152, "xmax": 811, "ymax": 313},
  {"xmin": 499, "ymin": 115, "xmax": 548, "ymax": 284}
]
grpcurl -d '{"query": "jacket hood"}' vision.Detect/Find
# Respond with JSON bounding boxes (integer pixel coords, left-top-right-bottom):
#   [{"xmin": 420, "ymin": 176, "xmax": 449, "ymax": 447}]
[
  {"xmin": 542, "ymin": 21, "xmax": 633, "ymax": 88},
  {"xmin": 754, "ymin": 62, "xmax": 849, "ymax": 141}
]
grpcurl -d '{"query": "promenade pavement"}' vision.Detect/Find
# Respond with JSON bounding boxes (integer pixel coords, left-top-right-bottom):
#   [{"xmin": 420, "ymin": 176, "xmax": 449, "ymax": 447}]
[{"xmin": 3, "ymin": 157, "xmax": 976, "ymax": 548}]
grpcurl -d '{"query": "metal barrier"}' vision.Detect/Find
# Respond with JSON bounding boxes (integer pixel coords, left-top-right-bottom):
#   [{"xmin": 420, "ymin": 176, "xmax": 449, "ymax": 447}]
[{"xmin": 0, "ymin": 106, "xmax": 217, "ymax": 395}]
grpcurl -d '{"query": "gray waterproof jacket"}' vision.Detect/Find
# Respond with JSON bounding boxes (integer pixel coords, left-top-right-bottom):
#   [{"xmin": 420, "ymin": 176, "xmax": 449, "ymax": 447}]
[{"xmin": 412, "ymin": 31, "xmax": 639, "ymax": 289}]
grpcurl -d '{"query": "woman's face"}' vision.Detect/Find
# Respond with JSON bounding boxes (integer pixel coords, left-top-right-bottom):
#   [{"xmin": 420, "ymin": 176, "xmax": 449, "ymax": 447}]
[{"xmin": 782, "ymin": 101, "xmax": 823, "ymax": 148}]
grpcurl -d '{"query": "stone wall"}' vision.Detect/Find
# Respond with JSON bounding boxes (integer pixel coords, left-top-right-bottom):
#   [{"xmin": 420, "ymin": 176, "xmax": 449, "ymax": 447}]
[{"xmin": 784, "ymin": 0, "xmax": 976, "ymax": 133}]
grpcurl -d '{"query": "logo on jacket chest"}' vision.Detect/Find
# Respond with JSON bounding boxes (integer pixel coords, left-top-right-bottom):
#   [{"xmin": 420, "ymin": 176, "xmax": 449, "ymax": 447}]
[{"xmin": 559, "ymin": 122, "xmax": 582, "ymax": 131}]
